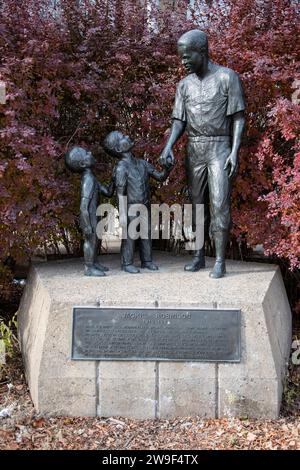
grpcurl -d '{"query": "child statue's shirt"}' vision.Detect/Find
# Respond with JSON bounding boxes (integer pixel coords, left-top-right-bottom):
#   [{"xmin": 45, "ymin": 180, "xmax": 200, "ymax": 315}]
[
  {"xmin": 113, "ymin": 155, "xmax": 170, "ymax": 206},
  {"xmin": 80, "ymin": 169, "xmax": 114, "ymax": 230}
]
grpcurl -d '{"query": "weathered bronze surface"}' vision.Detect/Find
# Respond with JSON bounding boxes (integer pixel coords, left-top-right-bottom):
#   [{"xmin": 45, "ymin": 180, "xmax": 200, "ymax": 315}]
[{"xmin": 160, "ymin": 29, "xmax": 246, "ymax": 278}]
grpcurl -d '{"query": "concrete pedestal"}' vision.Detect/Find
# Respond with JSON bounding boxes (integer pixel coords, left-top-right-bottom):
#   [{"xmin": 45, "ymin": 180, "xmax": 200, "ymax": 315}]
[{"xmin": 18, "ymin": 253, "xmax": 292, "ymax": 419}]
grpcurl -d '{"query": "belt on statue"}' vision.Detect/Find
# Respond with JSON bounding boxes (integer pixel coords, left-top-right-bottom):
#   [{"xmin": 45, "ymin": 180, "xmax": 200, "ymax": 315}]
[{"xmin": 188, "ymin": 135, "xmax": 231, "ymax": 142}]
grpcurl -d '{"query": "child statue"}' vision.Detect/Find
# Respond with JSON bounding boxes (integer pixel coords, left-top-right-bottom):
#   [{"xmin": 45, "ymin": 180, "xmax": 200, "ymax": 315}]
[
  {"xmin": 65, "ymin": 146, "xmax": 113, "ymax": 277},
  {"xmin": 103, "ymin": 131, "xmax": 173, "ymax": 274}
]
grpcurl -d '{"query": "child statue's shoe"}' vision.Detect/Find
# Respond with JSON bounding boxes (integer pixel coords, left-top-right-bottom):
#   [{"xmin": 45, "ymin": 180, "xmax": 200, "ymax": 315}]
[
  {"xmin": 141, "ymin": 261, "xmax": 159, "ymax": 271},
  {"xmin": 85, "ymin": 266, "xmax": 106, "ymax": 277},
  {"xmin": 94, "ymin": 262, "xmax": 109, "ymax": 272},
  {"xmin": 184, "ymin": 249, "xmax": 205, "ymax": 272},
  {"xmin": 122, "ymin": 264, "xmax": 140, "ymax": 274}
]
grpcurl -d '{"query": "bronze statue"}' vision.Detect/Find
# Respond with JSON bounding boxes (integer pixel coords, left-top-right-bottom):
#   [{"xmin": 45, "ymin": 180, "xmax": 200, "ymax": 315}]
[
  {"xmin": 160, "ymin": 30, "xmax": 245, "ymax": 278},
  {"xmin": 103, "ymin": 131, "xmax": 173, "ymax": 274},
  {"xmin": 65, "ymin": 147, "xmax": 113, "ymax": 277}
]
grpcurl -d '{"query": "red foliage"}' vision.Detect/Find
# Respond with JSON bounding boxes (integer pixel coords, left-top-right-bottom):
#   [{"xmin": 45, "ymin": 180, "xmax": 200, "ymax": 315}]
[
  {"xmin": 0, "ymin": 0, "xmax": 299, "ymax": 280},
  {"xmin": 204, "ymin": 0, "xmax": 300, "ymax": 269}
]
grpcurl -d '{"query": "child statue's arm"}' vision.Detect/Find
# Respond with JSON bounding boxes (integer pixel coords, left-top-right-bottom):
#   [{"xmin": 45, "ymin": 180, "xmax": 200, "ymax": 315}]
[
  {"xmin": 114, "ymin": 164, "xmax": 127, "ymax": 228},
  {"xmin": 98, "ymin": 180, "xmax": 115, "ymax": 198},
  {"xmin": 80, "ymin": 198, "xmax": 92, "ymax": 235},
  {"xmin": 146, "ymin": 160, "xmax": 174, "ymax": 182},
  {"xmin": 80, "ymin": 174, "xmax": 94, "ymax": 235}
]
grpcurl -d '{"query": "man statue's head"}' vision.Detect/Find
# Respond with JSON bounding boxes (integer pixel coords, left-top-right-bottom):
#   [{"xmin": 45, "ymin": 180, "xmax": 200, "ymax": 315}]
[{"xmin": 177, "ymin": 29, "xmax": 208, "ymax": 74}]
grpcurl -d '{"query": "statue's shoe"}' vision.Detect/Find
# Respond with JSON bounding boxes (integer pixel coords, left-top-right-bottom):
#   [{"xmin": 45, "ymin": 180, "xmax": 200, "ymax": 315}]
[
  {"xmin": 141, "ymin": 262, "xmax": 159, "ymax": 271},
  {"xmin": 94, "ymin": 262, "xmax": 109, "ymax": 272},
  {"xmin": 122, "ymin": 264, "xmax": 140, "ymax": 274},
  {"xmin": 85, "ymin": 266, "xmax": 106, "ymax": 277},
  {"xmin": 184, "ymin": 257, "xmax": 205, "ymax": 272},
  {"xmin": 209, "ymin": 261, "xmax": 226, "ymax": 279}
]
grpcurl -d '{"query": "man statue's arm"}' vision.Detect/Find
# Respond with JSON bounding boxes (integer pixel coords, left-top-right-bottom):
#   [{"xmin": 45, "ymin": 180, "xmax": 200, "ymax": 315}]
[
  {"xmin": 159, "ymin": 119, "xmax": 186, "ymax": 166},
  {"xmin": 224, "ymin": 111, "xmax": 245, "ymax": 178}
]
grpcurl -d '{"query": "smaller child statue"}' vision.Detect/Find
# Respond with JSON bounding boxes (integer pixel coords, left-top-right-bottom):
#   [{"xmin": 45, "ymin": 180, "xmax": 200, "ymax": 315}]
[
  {"xmin": 103, "ymin": 131, "xmax": 174, "ymax": 274},
  {"xmin": 65, "ymin": 146, "xmax": 113, "ymax": 277}
]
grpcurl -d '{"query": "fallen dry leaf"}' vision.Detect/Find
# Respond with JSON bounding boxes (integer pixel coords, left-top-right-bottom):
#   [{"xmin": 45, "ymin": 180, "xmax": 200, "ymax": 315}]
[
  {"xmin": 0, "ymin": 354, "xmax": 299, "ymax": 450},
  {"xmin": 32, "ymin": 418, "xmax": 46, "ymax": 428},
  {"xmin": 247, "ymin": 432, "xmax": 257, "ymax": 442}
]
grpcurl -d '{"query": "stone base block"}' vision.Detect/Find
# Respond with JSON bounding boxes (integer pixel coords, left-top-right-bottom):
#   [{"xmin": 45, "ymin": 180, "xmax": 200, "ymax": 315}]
[{"xmin": 18, "ymin": 253, "xmax": 292, "ymax": 419}]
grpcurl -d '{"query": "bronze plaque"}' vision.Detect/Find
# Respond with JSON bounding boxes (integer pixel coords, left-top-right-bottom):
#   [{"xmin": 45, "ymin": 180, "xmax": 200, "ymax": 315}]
[{"xmin": 72, "ymin": 307, "xmax": 240, "ymax": 362}]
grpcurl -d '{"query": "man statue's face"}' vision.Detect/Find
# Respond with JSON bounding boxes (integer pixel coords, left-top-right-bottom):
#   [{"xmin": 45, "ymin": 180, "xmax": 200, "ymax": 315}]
[{"xmin": 178, "ymin": 43, "xmax": 205, "ymax": 74}]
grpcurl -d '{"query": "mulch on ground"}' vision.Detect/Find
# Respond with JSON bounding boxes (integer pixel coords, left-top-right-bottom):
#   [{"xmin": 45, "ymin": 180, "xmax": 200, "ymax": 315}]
[{"xmin": 0, "ymin": 355, "xmax": 300, "ymax": 450}]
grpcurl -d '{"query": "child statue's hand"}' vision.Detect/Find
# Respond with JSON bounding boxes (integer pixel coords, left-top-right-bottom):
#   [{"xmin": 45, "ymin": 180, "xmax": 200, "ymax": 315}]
[
  {"xmin": 159, "ymin": 147, "xmax": 175, "ymax": 167},
  {"xmin": 83, "ymin": 226, "xmax": 93, "ymax": 237},
  {"xmin": 164, "ymin": 157, "xmax": 175, "ymax": 170}
]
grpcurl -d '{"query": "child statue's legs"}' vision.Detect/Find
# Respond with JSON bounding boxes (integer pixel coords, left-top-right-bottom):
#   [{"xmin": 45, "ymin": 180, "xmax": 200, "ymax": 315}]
[
  {"xmin": 121, "ymin": 236, "xmax": 140, "ymax": 274},
  {"xmin": 140, "ymin": 238, "xmax": 158, "ymax": 271},
  {"xmin": 139, "ymin": 212, "xmax": 158, "ymax": 271},
  {"xmin": 93, "ymin": 244, "xmax": 109, "ymax": 272},
  {"xmin": 84, "ymin": 233, "xmax": 106, "ymax": 277}
]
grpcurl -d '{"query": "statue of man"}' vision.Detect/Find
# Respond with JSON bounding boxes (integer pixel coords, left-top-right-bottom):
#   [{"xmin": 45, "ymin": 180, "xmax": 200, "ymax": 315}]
[{"xmin": 160, "ymin": 29, "xmax": 246, "ymax": 278}]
